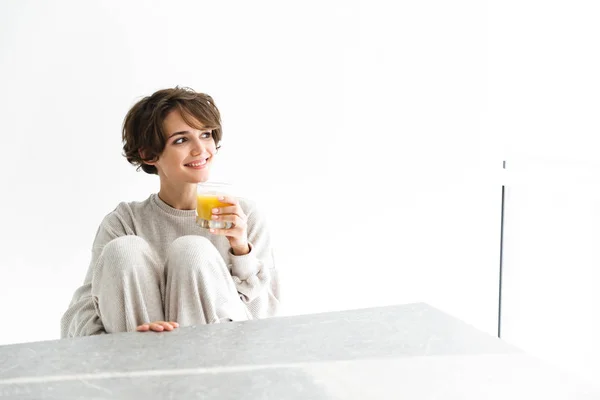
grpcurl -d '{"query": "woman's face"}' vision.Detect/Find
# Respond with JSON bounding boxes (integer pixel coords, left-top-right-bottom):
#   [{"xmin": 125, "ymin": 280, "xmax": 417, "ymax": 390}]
[{"xmin": 146, "ymin": 109, "xmax": 217, "ymax": 184}]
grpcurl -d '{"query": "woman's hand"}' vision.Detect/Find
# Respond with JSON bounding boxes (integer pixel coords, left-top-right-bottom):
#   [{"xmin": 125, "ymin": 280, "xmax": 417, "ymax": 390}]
[
  {"xmin": 209, "ymin": 196, "xmax": 250, "ymax": 255},
  {"xmin": 136, "ymin": 321, "xmax": 179, "ymax": 332}
]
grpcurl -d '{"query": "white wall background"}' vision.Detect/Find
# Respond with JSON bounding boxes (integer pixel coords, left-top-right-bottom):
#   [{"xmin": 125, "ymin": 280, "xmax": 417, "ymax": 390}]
[
  {"xmin": 0, "ymin": 0, "xmax": 499, "ymax": 346},
  {"xmin": 488, "ymin": 0, "xmax": 600, "ymax": 384}
]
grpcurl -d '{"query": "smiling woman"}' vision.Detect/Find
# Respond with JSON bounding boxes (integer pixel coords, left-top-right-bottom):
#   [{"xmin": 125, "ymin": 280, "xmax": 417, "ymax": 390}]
[{"xmin": 60, "ymin": 87, "xmax": 280, "ymax": 337}]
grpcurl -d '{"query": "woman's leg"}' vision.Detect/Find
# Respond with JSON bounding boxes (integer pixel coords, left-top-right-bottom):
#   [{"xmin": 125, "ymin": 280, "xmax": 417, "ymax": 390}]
[
  {"xmin": 91, "ymin": 236, "xmax": 165, "ymax": 333},
  {"xmin": 164, "ymin": 235, "xmax": 249, "ymax": 325}
]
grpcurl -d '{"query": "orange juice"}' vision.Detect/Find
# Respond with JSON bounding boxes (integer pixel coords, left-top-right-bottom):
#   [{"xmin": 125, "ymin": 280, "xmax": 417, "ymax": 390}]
[
  {"xmin": 196, "ymin": 195, "xmax": 231, "ymax": 221},
  {"xmin": 196, "ymin": 182, "xmax": 235, "ymax": 229}
]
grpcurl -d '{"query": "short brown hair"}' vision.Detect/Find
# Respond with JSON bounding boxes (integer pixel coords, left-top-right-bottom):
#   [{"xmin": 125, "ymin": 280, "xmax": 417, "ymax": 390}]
[{"xmin": 122, "ymin": 86, "xmax": 223, "ymax": 175}]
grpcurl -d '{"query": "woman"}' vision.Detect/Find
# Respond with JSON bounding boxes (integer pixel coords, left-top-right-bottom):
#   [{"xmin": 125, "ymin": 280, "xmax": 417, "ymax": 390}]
[{"xmin": 60, "ymin": 87, "xmax": 280, "ymax": 337}]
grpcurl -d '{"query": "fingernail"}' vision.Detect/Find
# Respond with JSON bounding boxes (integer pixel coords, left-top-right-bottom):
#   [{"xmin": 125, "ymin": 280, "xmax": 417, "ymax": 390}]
[
  {"xmin": 210, "ymin": 229, "xmax": 215, "ymax": 233},
  {"xmin": 212, "ymin": 215, "xmax": 218, "ymax": 219},
  {"xmin": 212, "ymin": 208, "xmax": 219, "ymax": 213},
  {"xmin": 219, "ymin": 196, "xmax": 224, "ymax": 200}
]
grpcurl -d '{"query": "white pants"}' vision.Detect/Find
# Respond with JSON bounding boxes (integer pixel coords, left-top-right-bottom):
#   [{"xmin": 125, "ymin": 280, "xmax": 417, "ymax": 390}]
[{"xmin": 91, "ymin": 235, "xmax": 249, "ymax": 333}]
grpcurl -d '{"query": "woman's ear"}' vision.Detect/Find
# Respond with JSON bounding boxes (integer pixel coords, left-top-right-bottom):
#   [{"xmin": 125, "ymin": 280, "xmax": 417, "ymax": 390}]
[{"xmin": 139, "ymin": 149, "xmax": 157, "ymax": 165}]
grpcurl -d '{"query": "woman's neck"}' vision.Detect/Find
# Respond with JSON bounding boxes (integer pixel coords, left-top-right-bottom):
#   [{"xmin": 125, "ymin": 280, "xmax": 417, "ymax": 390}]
[{"xmin": 157, "ymin": 182, "xmax": 197, "ymax": 210}]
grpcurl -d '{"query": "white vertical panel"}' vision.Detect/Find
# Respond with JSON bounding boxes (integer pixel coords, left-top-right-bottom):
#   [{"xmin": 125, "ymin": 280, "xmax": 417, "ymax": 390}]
[
  {"xmin": 488, "ymin": 0, "xmax": 600, "ymax": 384},
  {"xmin": 502, "ymin": 159, "xmax": 600, "ymax": 383}
]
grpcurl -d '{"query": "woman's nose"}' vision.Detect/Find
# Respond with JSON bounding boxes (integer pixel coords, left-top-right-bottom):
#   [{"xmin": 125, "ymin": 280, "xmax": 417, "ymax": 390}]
[{"xmin": 190, "ymin": 138, "xmax": 205, "ymax": 156}]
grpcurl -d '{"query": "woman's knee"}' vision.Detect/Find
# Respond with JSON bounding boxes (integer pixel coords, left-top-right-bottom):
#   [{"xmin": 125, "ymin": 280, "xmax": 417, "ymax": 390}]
[
  {"xmin": 98, "ymin": 236, "xmax": 154, "ymax": 274},
  {"xmin": 167, "ymin": 235, "xmax": 225, "ymax": 272},
  {"xmin": 168, "ymin": 235, "xmax": 217, "ymax": 257}
]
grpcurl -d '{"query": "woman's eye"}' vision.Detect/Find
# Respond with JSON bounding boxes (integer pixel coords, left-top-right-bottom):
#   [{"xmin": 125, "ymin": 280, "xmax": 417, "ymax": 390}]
[
  {"xmin": 173, "ymin": 137, "xmax": 186, "ymax": 145},
  {"xmin": 201, "ymin": 131, "xmax": 212, "ymax": 138}
]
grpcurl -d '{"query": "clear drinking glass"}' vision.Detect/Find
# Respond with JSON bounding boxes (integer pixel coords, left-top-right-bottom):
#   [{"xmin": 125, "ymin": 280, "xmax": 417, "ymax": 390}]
[{"xmin": 196, "ymin": 182, "xmax": 235, "ymax": 229}]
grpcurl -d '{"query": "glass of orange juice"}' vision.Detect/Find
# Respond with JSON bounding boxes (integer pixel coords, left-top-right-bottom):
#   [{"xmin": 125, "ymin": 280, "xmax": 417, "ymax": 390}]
[{"xmin": 196, "ymin": 182, "xmax": 235, "ymax": 229}]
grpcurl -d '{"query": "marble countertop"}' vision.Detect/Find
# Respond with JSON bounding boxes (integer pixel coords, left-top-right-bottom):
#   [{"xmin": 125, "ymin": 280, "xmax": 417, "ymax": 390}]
[{"xmin": 1, "ymin": 303, "xmax": 598, "ymax": 399}]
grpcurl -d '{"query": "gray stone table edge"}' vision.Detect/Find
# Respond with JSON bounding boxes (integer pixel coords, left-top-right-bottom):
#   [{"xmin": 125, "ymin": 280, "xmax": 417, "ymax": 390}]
[
  {"xmin": 0, "ymin": 302, "xmax": 521, "ymax": 382},
  {"xmin": 2, "ymin": 355, "xmax": 600, "ymax": 399}
]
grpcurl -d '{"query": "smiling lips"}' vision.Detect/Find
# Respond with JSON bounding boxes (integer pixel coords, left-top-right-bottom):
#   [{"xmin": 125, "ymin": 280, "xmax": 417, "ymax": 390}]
[{"xmin": 185, "ymin": 158, "xmax": 208, "ymax": 169}]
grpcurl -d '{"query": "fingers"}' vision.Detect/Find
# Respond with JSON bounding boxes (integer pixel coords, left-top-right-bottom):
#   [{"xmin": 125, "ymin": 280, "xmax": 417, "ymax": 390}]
[
  {"xmin": 212, "ymin": 196, "xmax": 245, "ymax": 215},
  {"xmin": 212, "ymin": 206, "xmax": 237, "ymax": 215},
  {"xmin": 209, "ymin": 227, "xmax": 231, "ymax": 235},
  {"xmin": 216, "ymin": 196, "xmax": 238, "ymax": 206},
  {"xmin": 209, "ymin": 197, "xmax": 248, "ymax": 238},
  {"xmin": 212, "ymin": 205, "xmax": 244, "ymax": 217},
  {"xmin": 209, "ymin": 215, "xmax": 247, "ymax": 236},
  {"xmin": 211, "ymin": 214, "xmax": 245, "ymax": 226},
  {"xmin": 136, "ymin": 321, "xmax": 179, "ymax": 332}
]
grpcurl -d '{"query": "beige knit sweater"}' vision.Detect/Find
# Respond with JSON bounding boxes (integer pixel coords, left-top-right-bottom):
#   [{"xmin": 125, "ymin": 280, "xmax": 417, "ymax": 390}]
[{"xmin": 60, "ymin": 193, "xmax": 280, "ymax": 338}]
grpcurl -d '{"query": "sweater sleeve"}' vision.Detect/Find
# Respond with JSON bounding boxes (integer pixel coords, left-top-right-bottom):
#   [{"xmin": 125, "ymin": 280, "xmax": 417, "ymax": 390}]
[
  {"xmin": 60, "ymin": 209, "xmax": 130, "ymax": 338},
  {"xmin": 228, "ymin": 199, "xmax": 280, "ymax": 319}
]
